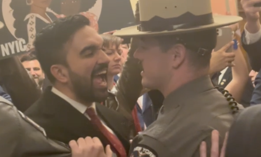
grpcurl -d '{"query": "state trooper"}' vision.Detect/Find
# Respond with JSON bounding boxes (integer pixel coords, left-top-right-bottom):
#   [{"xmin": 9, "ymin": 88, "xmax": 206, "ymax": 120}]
[{"xmin": 114, "ymin": 0, "xmax": 242, "ymax": 156}]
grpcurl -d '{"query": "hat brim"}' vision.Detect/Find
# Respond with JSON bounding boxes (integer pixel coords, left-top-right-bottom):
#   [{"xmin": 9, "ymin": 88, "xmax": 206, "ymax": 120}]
[
  {"xmin": 0, "ymin": 21, "xmax": 4, "ymax": 29},
  {"xmin": 114, "ymin": 15, "xmax": 242, "ymax": 37}
]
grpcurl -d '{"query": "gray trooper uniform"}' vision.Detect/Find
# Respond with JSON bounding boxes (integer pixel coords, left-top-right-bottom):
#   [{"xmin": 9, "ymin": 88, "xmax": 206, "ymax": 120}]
[
  {"xmin": 0, "ymin": 96, "xmax": 71, "ymax": 157},
  {"xmin": 129, "ymin": 76, "xmax": 240, "ymax": 157}
]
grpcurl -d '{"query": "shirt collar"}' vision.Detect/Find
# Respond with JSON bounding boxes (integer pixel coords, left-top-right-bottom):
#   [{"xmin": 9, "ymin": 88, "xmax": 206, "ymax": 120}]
[
  {"xmin": 163, "ymin": 75, "xmax": 214, "ymax": 110},
  {"xmin": 51, "ymin": 87, "xmax": 96, "ymax": 114}
]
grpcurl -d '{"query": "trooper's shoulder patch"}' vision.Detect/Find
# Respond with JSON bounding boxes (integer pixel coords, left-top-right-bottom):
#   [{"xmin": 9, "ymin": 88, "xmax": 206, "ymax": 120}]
[
  {"xmin": 131, "ymin": 145, "xmax": 158, "ymax": 157},
  {"xmin": 17, "ymin": 111, "xmax": 47, "ymax": 137}
]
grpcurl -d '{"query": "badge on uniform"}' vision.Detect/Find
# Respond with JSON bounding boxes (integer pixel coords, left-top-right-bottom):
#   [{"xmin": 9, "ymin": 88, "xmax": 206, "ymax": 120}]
[
  {"xmin": 220, "ymin": 79, "xmax": 226, "ymax": 86},
  {"xmin": 131, "ymin": 146, "xmax": 157, "ymax": 157}
]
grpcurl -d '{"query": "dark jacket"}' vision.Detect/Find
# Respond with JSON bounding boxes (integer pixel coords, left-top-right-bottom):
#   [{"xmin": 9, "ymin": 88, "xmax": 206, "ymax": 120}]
[
  {"xmin": 0, "ymin": 96, "xmax": 70, "ymax": 157},
  {"xmin": 242, "ymin": 31, "xmax": 261, "ymax": 71},
  {"xmin": 226, "ymin": 105, "xmax": 261, "ymax": 157},
  {"xmin": 25, "ymin": 88, "xmax": 131, "ymax": 153},
  {"xmin": 242, "ymin": 32, "xmax": 261, "ymax": 105}
]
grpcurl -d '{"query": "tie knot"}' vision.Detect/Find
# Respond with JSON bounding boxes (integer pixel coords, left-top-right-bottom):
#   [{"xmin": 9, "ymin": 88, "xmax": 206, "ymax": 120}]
[{"xmin": 86, "ymin": 107, "xmax": 96, "ymax": 118}]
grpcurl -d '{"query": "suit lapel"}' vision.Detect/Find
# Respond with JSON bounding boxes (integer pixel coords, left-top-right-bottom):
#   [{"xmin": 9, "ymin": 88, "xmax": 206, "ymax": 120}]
[{"xmin": 41, "ymin": 89, "xmax": 104, "ymax": 139}]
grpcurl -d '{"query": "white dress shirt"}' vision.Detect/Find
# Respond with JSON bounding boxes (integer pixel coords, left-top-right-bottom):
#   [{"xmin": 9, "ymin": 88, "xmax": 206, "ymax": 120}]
[
  {"xmin": 218, "ymin": 67, "xmax": 228, "ymax": 84},
  {"xmin": 51, "ymin": 87, "xmax": 116, "ymax": 135},
  {"xmin": 244, "ymin": 24, "xmax": 261, "ymax": 44}
]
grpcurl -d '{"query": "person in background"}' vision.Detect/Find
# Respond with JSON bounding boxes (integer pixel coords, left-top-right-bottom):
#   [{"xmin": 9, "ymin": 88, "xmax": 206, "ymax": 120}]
[
  {"xmin": 21, "ymin": 53, "xmax": 45, "ymax": 90},
  {"xmin": 0, "ymin": 57, "xmax": 41, "ymax": 112},
  {"xmin": 113, "ymin": 42, "xmax": 129, "ymax": 83},
  {"xmin": 210, "ymin": 41, "xmax": 250, "ymax": 107},
  {"xmin": 101, "ymin": 34, "xmax": 122, "ymax": 91},
  {"xmin": 119, "ymin": 43, "xmax": 129, "ymax": 65},
  {"xmin": 241, "ymin": 0, "xmax": 261, "ymax": 105}
]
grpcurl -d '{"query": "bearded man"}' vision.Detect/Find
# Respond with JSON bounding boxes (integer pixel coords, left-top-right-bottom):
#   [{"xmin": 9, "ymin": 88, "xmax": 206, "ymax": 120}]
[{"xmin": 25, "ymin": 15, "xmax": 131, "ymax": 157}]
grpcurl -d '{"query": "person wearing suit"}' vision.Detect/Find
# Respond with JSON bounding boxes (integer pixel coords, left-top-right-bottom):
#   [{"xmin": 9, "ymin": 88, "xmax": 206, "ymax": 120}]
[
  {"xmin": 25, "ymin": 15, "xmax": 131, "ymax": 157},
  {"xmin": 211, "ymin": 67, "xmax": 253, "ymax": 107},
  {"xmin": 240, "ymin": 0, "xmax": 261, "ymax": 105},
  {"xmin": 0, "ymin": 95, "xmax": 113, "ymax": 157}
]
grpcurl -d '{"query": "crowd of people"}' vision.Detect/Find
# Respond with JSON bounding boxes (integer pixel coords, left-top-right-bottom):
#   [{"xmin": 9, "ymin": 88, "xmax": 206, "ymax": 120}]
[{"xmin": 1, "ymin": 0, "xmax": 261, "ymax": 156}]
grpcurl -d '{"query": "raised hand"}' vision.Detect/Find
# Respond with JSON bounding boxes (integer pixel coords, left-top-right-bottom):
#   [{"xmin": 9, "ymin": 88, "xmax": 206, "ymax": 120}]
[
  {"xmin": 69, "ymin": 137, "xmax": 113, "ymax": 157},
  {"xmin": 200, "ymin": 130, "xmax": 228, "ymax": 157},
  {"xmin": 209, "ymin": 42, "xmax": 236, "ymax": 75}
]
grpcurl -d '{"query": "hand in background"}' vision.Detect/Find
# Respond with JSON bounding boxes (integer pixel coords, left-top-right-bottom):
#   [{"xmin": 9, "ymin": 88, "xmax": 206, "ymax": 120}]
[
  {"xmin": 209, "ymin": 42, "xmax": 236, "ymax": 75},
  {"xmin": 69, "ymin": 137, "xmax": 112, "ymax": 157},
  {"xmin": 200, "ymin": 130, "xmax": 228, "ymax": 157}
]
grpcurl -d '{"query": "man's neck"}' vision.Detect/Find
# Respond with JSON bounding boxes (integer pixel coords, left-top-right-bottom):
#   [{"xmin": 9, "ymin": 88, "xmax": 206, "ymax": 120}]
[
  {"xmin": 53, "ymin": 84, "xmax": 92, "ymax": 107},
  {"xmin": 160, "ymin": 68, "xmax": 209, "ymax": 98}
]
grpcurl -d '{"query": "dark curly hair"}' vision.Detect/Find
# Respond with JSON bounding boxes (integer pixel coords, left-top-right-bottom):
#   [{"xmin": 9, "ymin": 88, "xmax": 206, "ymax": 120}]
[{"xmin": 34, "ymin": 14, "xmax": 90, "ymax": 83}]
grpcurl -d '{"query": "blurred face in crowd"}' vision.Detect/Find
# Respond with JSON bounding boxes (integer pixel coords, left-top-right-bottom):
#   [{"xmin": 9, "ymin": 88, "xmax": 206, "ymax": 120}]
[
  {"xmin": 134, "ymin": 37, "xmax": 179, "ymax": 91},
  {"xmin": 119, "ymin": 44, "xmax": 129, "ymax": 64},
  {"xmin": 22, "ymin": 59, "xmax": 45, "ymax": 85},
  {"xmin": 103, "ymin": 45, "xmax": 122, "ymax": 76},
  {"xmin": 249, "ymin": 70, "xmax": 258, "ymax": 87},
  {"xmin": 59, "ymin": 26, "xmax": 109, "ymax": 104}
]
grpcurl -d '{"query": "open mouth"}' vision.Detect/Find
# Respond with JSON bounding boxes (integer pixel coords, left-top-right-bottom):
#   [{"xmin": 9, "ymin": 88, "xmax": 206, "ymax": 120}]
[
  {"xmin": 93, "ymin": 70, "xmax": 108, "ymax": 88},
  {"xmin": 95, "ymin": 71, "xmax": 107, "ymax": 81}
]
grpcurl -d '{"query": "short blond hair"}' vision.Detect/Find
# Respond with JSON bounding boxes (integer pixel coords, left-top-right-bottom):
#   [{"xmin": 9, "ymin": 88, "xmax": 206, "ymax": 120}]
[{"xmin": 101, "ymin": 34, "xmax": 122, "ymax": 49}]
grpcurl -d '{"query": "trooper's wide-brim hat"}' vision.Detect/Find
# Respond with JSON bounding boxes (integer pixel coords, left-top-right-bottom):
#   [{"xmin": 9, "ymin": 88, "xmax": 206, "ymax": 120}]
[
  {"xmin": 114, "ymin": 0, "xmax": 242, "ymax": 37},
  {"xmin": 0, "ymin": 21, "xmax": 4, "ymax": 29}
]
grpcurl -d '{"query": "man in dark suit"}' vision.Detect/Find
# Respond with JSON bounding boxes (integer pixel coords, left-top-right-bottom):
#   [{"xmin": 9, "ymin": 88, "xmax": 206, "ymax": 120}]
[
  {"xmin": 211, "ymin": 67, "xmax": 253, "ymax": 107},
  {"xmin": 240, "ymin": 0, "xmax": 261, "ymax": 105},
  {"xmin": 25, "ymin": 15, "xmax": 131, "ymax": 157}
]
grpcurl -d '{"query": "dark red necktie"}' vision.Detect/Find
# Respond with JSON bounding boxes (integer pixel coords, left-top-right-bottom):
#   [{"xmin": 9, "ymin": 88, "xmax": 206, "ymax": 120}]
[{"xmin": 86, "ymin": 108, "xmax": 127, "ymax": 157}]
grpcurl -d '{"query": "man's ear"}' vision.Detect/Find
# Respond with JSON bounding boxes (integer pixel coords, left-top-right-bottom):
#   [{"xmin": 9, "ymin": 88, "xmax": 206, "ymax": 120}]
[
  {"xmin": 50, "ymin": 65, "xmax": 69, "ymax": 83},
  {"xmin": 168, "ymin": 44, "xmax": 186, "ymax": 68}
]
